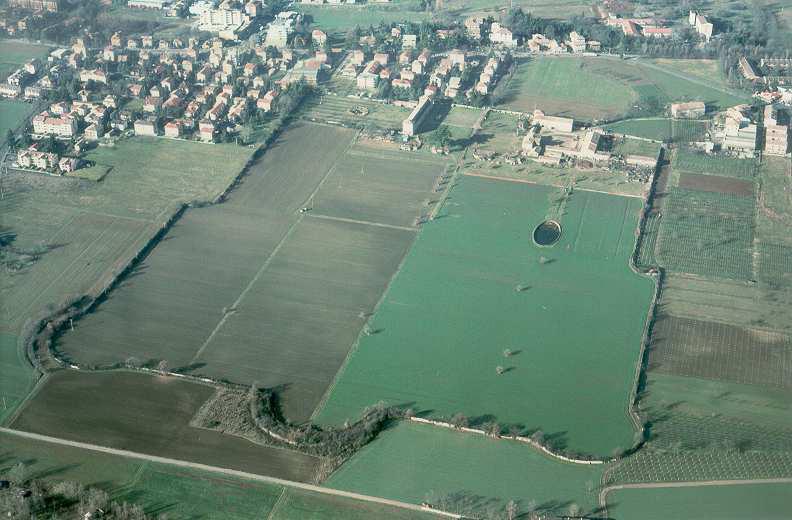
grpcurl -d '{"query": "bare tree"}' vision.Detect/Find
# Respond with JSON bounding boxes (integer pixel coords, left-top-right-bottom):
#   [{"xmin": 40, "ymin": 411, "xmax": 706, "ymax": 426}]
[{"xmin": 506, "ymin": 500, "xmax": 519, "ymax": 520}]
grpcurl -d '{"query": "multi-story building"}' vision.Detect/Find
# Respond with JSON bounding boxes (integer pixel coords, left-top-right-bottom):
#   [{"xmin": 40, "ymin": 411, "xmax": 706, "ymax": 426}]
[{"xmin": 32, "ymin": 111, "xmax": 76, "ymax": 137}]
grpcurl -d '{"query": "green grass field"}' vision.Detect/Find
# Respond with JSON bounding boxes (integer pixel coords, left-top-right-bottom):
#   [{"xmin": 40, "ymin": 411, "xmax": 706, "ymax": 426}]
[
  {"xmin": 499, "ymin": 58, "xmax": 637, "ymax": 121},
  {"xmin": 326, "ymin": 422, "xmax": 604, "ymax": 517},
  {"xmin": 498, "ymin": 57, "xmax": 749, "ymax": 122},
  {"xmin": 607, "ymin": 483, "xmax": 792, "ymax": 519},
  {"xmin": 0, "ymin": 40, "xmax": 50, "ymax": 81},
  {"xmin": 0, "ymin": 100, "xmax": 35, "ymax": 145},
  {"xmin": 11, "ymin": 370, "xmax": 320, "ymax": 481},
  {"xmin": 316, "ymin": 176, "xmax": 654, "ymax": 457},
  {"xmin": 611, "ymin": 137, "xmax": 662, "ymax": 158},
  {"xmin": 602, "ymin": 118, "xmax": 708, "ymax": 143},
  {"xmin": 446, "ymin": 0, "xmax": 591, "ymax": 19},
  {"xmin": 0, "ymin": 333, "xmax": 35, "ymax": 424},
  {"xmin": 296, "ymin": 4, "xmax": 429, "ymax": 34},
  {"xmin": 271, "ymin": 488, "xmax": 434, "ymax": 519}
]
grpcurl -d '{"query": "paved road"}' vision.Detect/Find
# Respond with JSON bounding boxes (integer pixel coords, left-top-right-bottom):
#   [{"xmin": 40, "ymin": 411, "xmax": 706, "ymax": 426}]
[{"xmin": 0, "ymin": 427, "xmax": 461, "ymax": 519}]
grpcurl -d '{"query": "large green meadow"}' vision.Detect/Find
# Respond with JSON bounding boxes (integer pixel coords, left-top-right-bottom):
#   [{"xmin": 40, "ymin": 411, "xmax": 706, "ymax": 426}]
[
  {"xmin": 327, "ymin": 422, "xmax": 604, "ymax": 517},
  {"xmin": 607, "ymin": 483, "xmax": 792, "ymax": 519},
  {"xmin": 317, "ymin": 176, "xmax": 654, "ymax": 457},
  {"xmin": 499, "ymin": 57, "xmax": 749, "ymax": 122},
  {"xmin": 0, "ymin": 40, "xmax": 51, "ymax": 81}
]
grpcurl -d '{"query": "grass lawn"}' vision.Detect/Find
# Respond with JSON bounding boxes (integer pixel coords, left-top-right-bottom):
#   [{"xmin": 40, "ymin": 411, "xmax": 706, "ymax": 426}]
[
  {"xmin": 447, "ymin": 0, "xmax": 591, "ymax": 18},
  {"xmin": 11, "ymin": 370, "xmax": 320, "ymax": 481},
  {"xmin": 0, "ymin": 40, "xmax": 51, "ymax": 81},
  {"xmin": 301, "ymin": 94, "xmax": 410, "ymax": 130},
  {"xmin": 602, "ymin": 118, "xmax": 707, "ymax": 143},
  {"xmin": 326, "ymin": 422, "xmax": 604, "ymax": 517},
  {"xmin": 647, "ymin": 58, "xmax": 730, "ymax": 89},
  {"xmin": 297, "ymin": 4, "xmax": 429, "ymax": 34},
  {"xmin": 0, "ymin": 100, "xmax": 35, "ymax": 145},
  {"xmin": 316, "ymin": 176, "xmax": 655, "ymax": 457},
  {"xmin": 0, "ymin": 333, "xmax": 36, "ymax": 424},
  {"xmin": 607, "ymin": 483, "xmax": 792, "ymax": 520},
  {"xmin": 271, "ymin": 488, "xmax": 434, "ymax": 519},
  {"xmin": 498, "ymin": 57, "xmax": 637, "ymax": 121}
]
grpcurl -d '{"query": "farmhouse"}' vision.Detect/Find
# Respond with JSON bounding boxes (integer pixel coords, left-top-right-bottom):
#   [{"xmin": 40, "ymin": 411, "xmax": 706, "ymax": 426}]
[
  {"xmin": 670, "ymin": 101, "xmax": 706, "ymax": 119},
  {"xmin": 532, "ymin": 109, "xmax": 574, "ymax": 133},
  {"xmin": 402, "ymin": 95, "xmax": 433, "ymax": 136},
  {"xmin": 689, "ymin": 10, "xmax": 714, "ymax": 41},
  {"xmin": 568, "ymin": 31, "xmax": 586, "ymax": 53}
]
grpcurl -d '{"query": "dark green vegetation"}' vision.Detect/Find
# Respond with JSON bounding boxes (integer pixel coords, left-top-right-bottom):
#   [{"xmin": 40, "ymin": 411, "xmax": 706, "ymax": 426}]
[
  {"xmin": 55, "ymin": 124, "xmax": 448, "ymax": 422},
  {"xmin": 327, "ymin": 422, "xmax": 604, "ymax": 518},
  {"xmin": 498, "ymin": 57, "xmax": 748, "ymax": 122},
  {"xmin": 608, "ymin": 483, "xmax": 792, "ymax": 520},
  {"xmin": 11, "ymin": 370, "xmax": 320, "ymax": 481},
  {"xmin": 317, "ymin": 176, "xmax": 654, "ymax": 457}
]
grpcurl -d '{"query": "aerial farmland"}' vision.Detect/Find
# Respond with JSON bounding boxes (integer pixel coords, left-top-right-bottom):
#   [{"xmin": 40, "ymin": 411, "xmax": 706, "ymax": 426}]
[{"xmin": 2, "ymin": 1, "xmax": 792, "ymax": 518}]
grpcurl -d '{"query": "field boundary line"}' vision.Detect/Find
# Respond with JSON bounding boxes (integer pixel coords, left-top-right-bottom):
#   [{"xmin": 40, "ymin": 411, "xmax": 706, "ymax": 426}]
[
  {"xmin": 1, "ymin": 371, "xmax": 49, "ymax": 428},
  {"xmin": 266, "ymin": 487, "xmax": 288, "ymax": 520},
  {"xmin": 306, "ymin": 212, "xmax": 417, "ymax": 232},
  {"xmin": 462, "ymin": 172, "xmax": 645, "ymax": 199},
  {"xmin": 310, "ymin": 158, "xmax": 451, "ymax": 421},
  {"xmin": 0, "ymin": 427, "xmax": 462, "ymax": 519},
  {"xmin": 599, "ymin": 478, "xmax": 792, "ymax": 511},
  {"xmin": 189, "ymin": 213, "xmax": 305, "ymax": 364},
  {"xmin": 190, "ymin": 129, "xmax": 358, "ymax": 365}
]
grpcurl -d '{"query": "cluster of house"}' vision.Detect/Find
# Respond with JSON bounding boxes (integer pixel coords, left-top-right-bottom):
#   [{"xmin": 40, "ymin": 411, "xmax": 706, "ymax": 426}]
[
  {"xmin": 344, "ymin": 37, "xmax": 506, "ymax": 101},
  {"xmin": 300, "ymin": 0, "xmax": 391, "ymax": 4},
  {"xmin": 16, "ymin": 147, "xmax": 79, "ymax": 173},
  {"xmin": 597, "ymin": 4, "xmax": 675, "ymax": 39}
]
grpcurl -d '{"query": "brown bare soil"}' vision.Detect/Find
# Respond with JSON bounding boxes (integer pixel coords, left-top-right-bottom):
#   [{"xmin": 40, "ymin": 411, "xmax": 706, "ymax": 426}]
[{"xmin": 678, "ymin": 172, "xmax": 754, "ymax": 197}]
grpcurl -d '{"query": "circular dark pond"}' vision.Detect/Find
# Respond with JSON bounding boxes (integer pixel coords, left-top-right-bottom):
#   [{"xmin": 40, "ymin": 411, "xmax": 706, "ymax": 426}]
[{"xmin": 533, "ymin": 220, "xmax": 562, "ymax": 246}]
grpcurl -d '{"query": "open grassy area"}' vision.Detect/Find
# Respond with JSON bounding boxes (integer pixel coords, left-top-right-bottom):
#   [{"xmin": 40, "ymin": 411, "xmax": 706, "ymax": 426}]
[
  {"xmin": 498, "ymin": 57, "xmax": 749, "ymax": 123},
  {"xmin": 607, "ymin": 483, "xmax": 792, "ymax": 519},
  {"xmin": 297, "ymin": 4, "xmax": 429, "ymax": 34},
  {"xmin": 11, "ymin": 370, "xmax": 320, "ymax": 481},
  {"xmin": 0, "ymin": 333, "xmax": 34, "ymax": 424},
  {"xmin": 611, "ymin": 136, "xmax": 662, "ymax": 158},
  {"xmin": 0, "ymin": 40, "xmax": 51, "ymax": 81},
  {"xmin": 498, "ymin": 57, "xmax": 637, "ymax": 121},
  {"xmin": 316, "ymin": 176, "xmax": 654, "ymax": 457},
  {"xmin": 646, "ymin": 58, "xmax": 730, "ymax": 89},
  {"xmin": 602, "ymin": 118, "xmax": 708, "ymax": 143},
  {"xmin": 271, "ymin": 488, "xmax": 434, "ymax": 519},
  {"xmin": 326, "ymin": 422, "xmax": 604, "ymax": 517},
  {"xmin": 56, "ymin": 124, "xmax": 448, "ymax": 422},
  {"xmin": 0, "ymin": 100, "xmax": 35, "ymax": 145},
  {"xmin": 301, "ymin": 95, "xmax": 410, "ymax": 130},
  {"xmin": 446, "ymin": 0, "xmax": 591, "ymax": 19},
  {"xmin": 475, "ymin": 110, "xmax": 521, "ymax": 154}
]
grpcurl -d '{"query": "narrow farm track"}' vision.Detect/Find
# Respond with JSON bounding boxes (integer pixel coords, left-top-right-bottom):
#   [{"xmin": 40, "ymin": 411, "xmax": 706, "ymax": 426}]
[
  {"xmin": 0, "ymin": 427, "xmax": 461, "ymax": 519},
  {"xmin": 599, "ymin": 478, "xmax": 792, "ymax": 510}
]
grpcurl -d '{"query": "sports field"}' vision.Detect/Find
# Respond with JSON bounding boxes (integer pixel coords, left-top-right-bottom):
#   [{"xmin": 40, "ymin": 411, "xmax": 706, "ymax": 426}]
[
  {"xmin": 56, "ymin": 124, "xmax": 448, "ymax": 422},
  {"xmin": 11, "ymin": 370, "xmax": 320, "ymax": 481},
  {"xmin": 602, "ymin": 118, "xmax": 708, "ymax": 143},
  {"xmin": 606, "ymin": 483, "xmax": 792, "ymax": 520},
  {"xmin": 316, "ymin": 176, "xmax": 654, "ymax": 457},
  {"xmin": 326, "ymin": 422, "xmax": 604, "ymax": 517},
  {"xmin": 498, "ymin": 57, "xmax": 749, "ymax": 122}
]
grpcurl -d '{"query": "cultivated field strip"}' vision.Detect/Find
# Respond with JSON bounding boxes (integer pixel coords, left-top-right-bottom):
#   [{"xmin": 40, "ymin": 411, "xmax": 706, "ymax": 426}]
[
  {"xmin": 678, "ymin": 173, "xmax": 754, "ymax": 197},
  {"xmin": 11, "ymin": 370, "xmax": 321, "ymax": 482},
  {"xmin": 655, "ymin": 188, "xmax": 755, "ymax": 279},
  {"xmin": 56, "ymin": 122, "xmax": 450, "ymax": 423},
  {"xmin": 673, "ymin": 148, "xmax": 757, "ymax": 180},
  {"xmin": 649, "ymin": 315, "xmax": 792, "ymax": 388}
]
